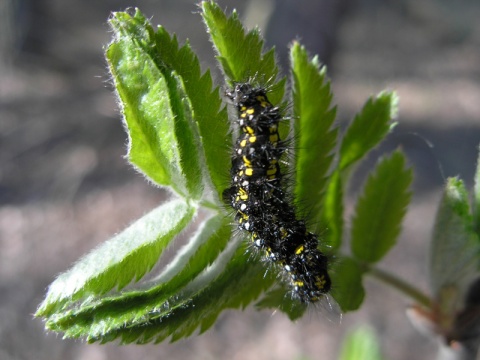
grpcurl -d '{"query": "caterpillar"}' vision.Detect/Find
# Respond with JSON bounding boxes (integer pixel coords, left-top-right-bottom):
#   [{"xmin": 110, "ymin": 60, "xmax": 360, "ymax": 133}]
[{"xmin": 223, "ymin": 82, "xmax": 331, "ymax": 303}]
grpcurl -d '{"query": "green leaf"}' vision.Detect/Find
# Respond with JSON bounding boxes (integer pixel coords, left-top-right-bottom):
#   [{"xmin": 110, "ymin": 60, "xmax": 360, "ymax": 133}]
[
  {"xmin": 201, "ymin": 1, "xmax": 285, "ymax": 105},
  {"xmin": 339, "ymin": 326, "xmax": 382, "ymax": 360},
  {"xmin": 430, "ymin": 178, "xmax": 480, "ymax": 300},
  {"xmin": 107, "ymin": 12, "xmax": 194, "ymax": 197},
  {"xmin": 87, "ymin": 245, "xmax": 275, "ymax": 344},
  {"xmin": 321, "ymin": 92, "xmax": 398, "ymax": 250},
  {"xmin": 43, "ymin": 214, "xmax": 233, "ymax": 340},
  {"xmin": 322, "ymin": 171, "xmax": 344, "ymax": 249},
  {"xmin": 107, "ymin": 9, "xmax": 228, "ymax": 200},
  {"xmin": 201, "ymin": 1, "xmax": 275, "ymax": 81},
  {"xmin": 331, "ymin": 257, "xmax": 366, "ymax": 312},
  {"xmin": 36, "ymin": 199, "xmax": 195, "ymax": 317},
  {"xmin": 290, "ymin": 42, "xmax": 338, "ymax": 230},
  {"xmin": 351, "ymin": 151, "xmax": 412, "ymax": 263},
  {"xmin": 339, "ymin": 91, "xmax": 398, "ymax": 171},
  {"xmin": 152, "ymin": 25, "xmax": 231, "ymax": 202},
  {"xmin": 474, "ymin": 145, "xmax": 480, "ymax": 234}
]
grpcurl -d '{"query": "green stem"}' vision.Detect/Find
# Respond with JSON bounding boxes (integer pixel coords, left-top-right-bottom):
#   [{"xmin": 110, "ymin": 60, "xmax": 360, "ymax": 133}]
[{"xmin": 366, "ymin": 265, "xmax": 433, "ymax": 309}]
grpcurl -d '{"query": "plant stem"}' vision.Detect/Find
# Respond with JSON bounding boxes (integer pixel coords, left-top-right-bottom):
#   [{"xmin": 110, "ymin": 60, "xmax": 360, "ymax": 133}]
[{"xmin": 367, "ymin": 266, "xmax": 433, "ymax": 309}]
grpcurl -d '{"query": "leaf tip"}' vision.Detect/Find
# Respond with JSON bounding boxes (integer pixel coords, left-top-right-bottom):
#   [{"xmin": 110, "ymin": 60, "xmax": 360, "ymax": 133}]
[{"xmin": 378, "ymin": 90, "xmax": 399, "ymax": 120}]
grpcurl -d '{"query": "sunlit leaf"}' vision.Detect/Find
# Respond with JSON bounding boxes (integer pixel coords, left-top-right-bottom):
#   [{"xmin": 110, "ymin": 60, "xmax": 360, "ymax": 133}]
[
  {"xmin": 339, "ymin": 91, "xmax": 398, "ymax": 171},
  {"xmin": 36, "ymin": 199, "xmax": 194, "ymax": 317},
  {"xmin": 291, "ymin": 42, "xmax": 338, "ymax": 230},
  {"xmin": 351, "ymin": 151, "xmax": 412, "ymax": 263}
]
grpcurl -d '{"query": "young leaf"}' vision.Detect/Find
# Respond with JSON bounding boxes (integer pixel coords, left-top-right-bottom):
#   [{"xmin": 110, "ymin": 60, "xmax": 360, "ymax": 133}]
[
  {"xmin": 108, "ymin": 10, "xmax": 229, "ymax": 200},
  {"xmin": 331, "ymin": 257, "xmax": 366, "ymax": 312},
  {"xmin": 290, "ymin": 42, "xmax": 338, "ymax": 229},
  {"xmin": 339, "ymin": 91, "xmax": 398, "ymax": 171},
  {"xmin": 152, "ymin": 25, "xmax": 231, "ymax": 203},
  {"xmin": 43, "ymin": 214, "xmax": 233, "ymax": 340},
  {"xmin": 201, "ymin": 1, "xmax": 285, "ymax": 105},
  {"xmin": 86, "ymin": 245, "xmax": 276, "ymax": 344},
  {"xmin": 430, "ymin": 178, "xmax": 480, "ymax": 300},
  {"xmin": 351, "ymin": 151, "xmax": 412, "ymax": 263},
  {"xmin": 202, "ymin": 1, "xmax": 275, "ymax": 81},
  {"xmin": 106, "ymin": 12, "xmax": 196, "ymax": 198},
  {"xmin": 36, "ymin": 199, "xmax": 195, "ymax": 317}
]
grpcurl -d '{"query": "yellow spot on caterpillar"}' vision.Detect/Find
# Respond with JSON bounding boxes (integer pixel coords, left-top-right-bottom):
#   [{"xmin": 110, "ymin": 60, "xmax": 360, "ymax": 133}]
[
  {"xmin": 249, "ymin": 136, "xmax": 257, "ymax": 143},
  {"xmin": 238, "ymin": 188, "xmax": 248, "ymax": 200},
  {"xmin": 267, "ymin": 167, "xmax": 277, "ymax": 176},
  {"xmin": 269, "ymin": 134, "xmax": 279, "ymax": 143},
  {"xmin": 245, "ymin": 168, "xmax": 253, "ymax": 176},
  {"xmin": 246, "ymin": 126, "xmax": 255, "ymax": 135},
  {"xmin": 269, "ymin": 125, "xmax": 277, "ymax": 133},
  {"xmin": 240, "ymin": 112, "xmax": 247, "ymax": 118},
  {"xmin": 294, "ymin": 280, "xmax": 304, "ymax": 287},
  {"xmin": 240, "ymin": 106, "xmax": 247, "ymax": 111},
  {"xmin": 243, "ymin": 156, "xmax": 251, "ymax": 166},
  {"xmin": 256, "ymin": 96, "xmax": 270, "ymax": 108},
  {"xmin": 240, "ymin": 139, "xmax": 247, "ymax": 147},
  {"xmin": 295, "ymin": 245, "xmax": 304, "ymax": 255},
  {"xmin": 246, "ymin": 108, "xmax": 255, "ymax": 115}
]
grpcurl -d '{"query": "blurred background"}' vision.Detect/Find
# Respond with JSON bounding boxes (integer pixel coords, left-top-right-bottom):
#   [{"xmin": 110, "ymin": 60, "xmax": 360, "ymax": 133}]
[{"xmin": 1, "ymin": 0, "xmax": 479, "ymax": 359}]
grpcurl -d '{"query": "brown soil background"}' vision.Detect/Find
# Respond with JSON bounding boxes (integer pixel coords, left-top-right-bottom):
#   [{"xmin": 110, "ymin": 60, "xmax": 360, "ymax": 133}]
[{"xmin": 1, "ymin": 0, "xmax": 479, "ymax": 359}]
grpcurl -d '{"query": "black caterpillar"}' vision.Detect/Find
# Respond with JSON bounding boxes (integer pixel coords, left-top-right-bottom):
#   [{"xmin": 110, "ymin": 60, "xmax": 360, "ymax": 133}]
[{"xmin": 223, "ymin": 83, "xmax": 331, "ymax": 303}]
